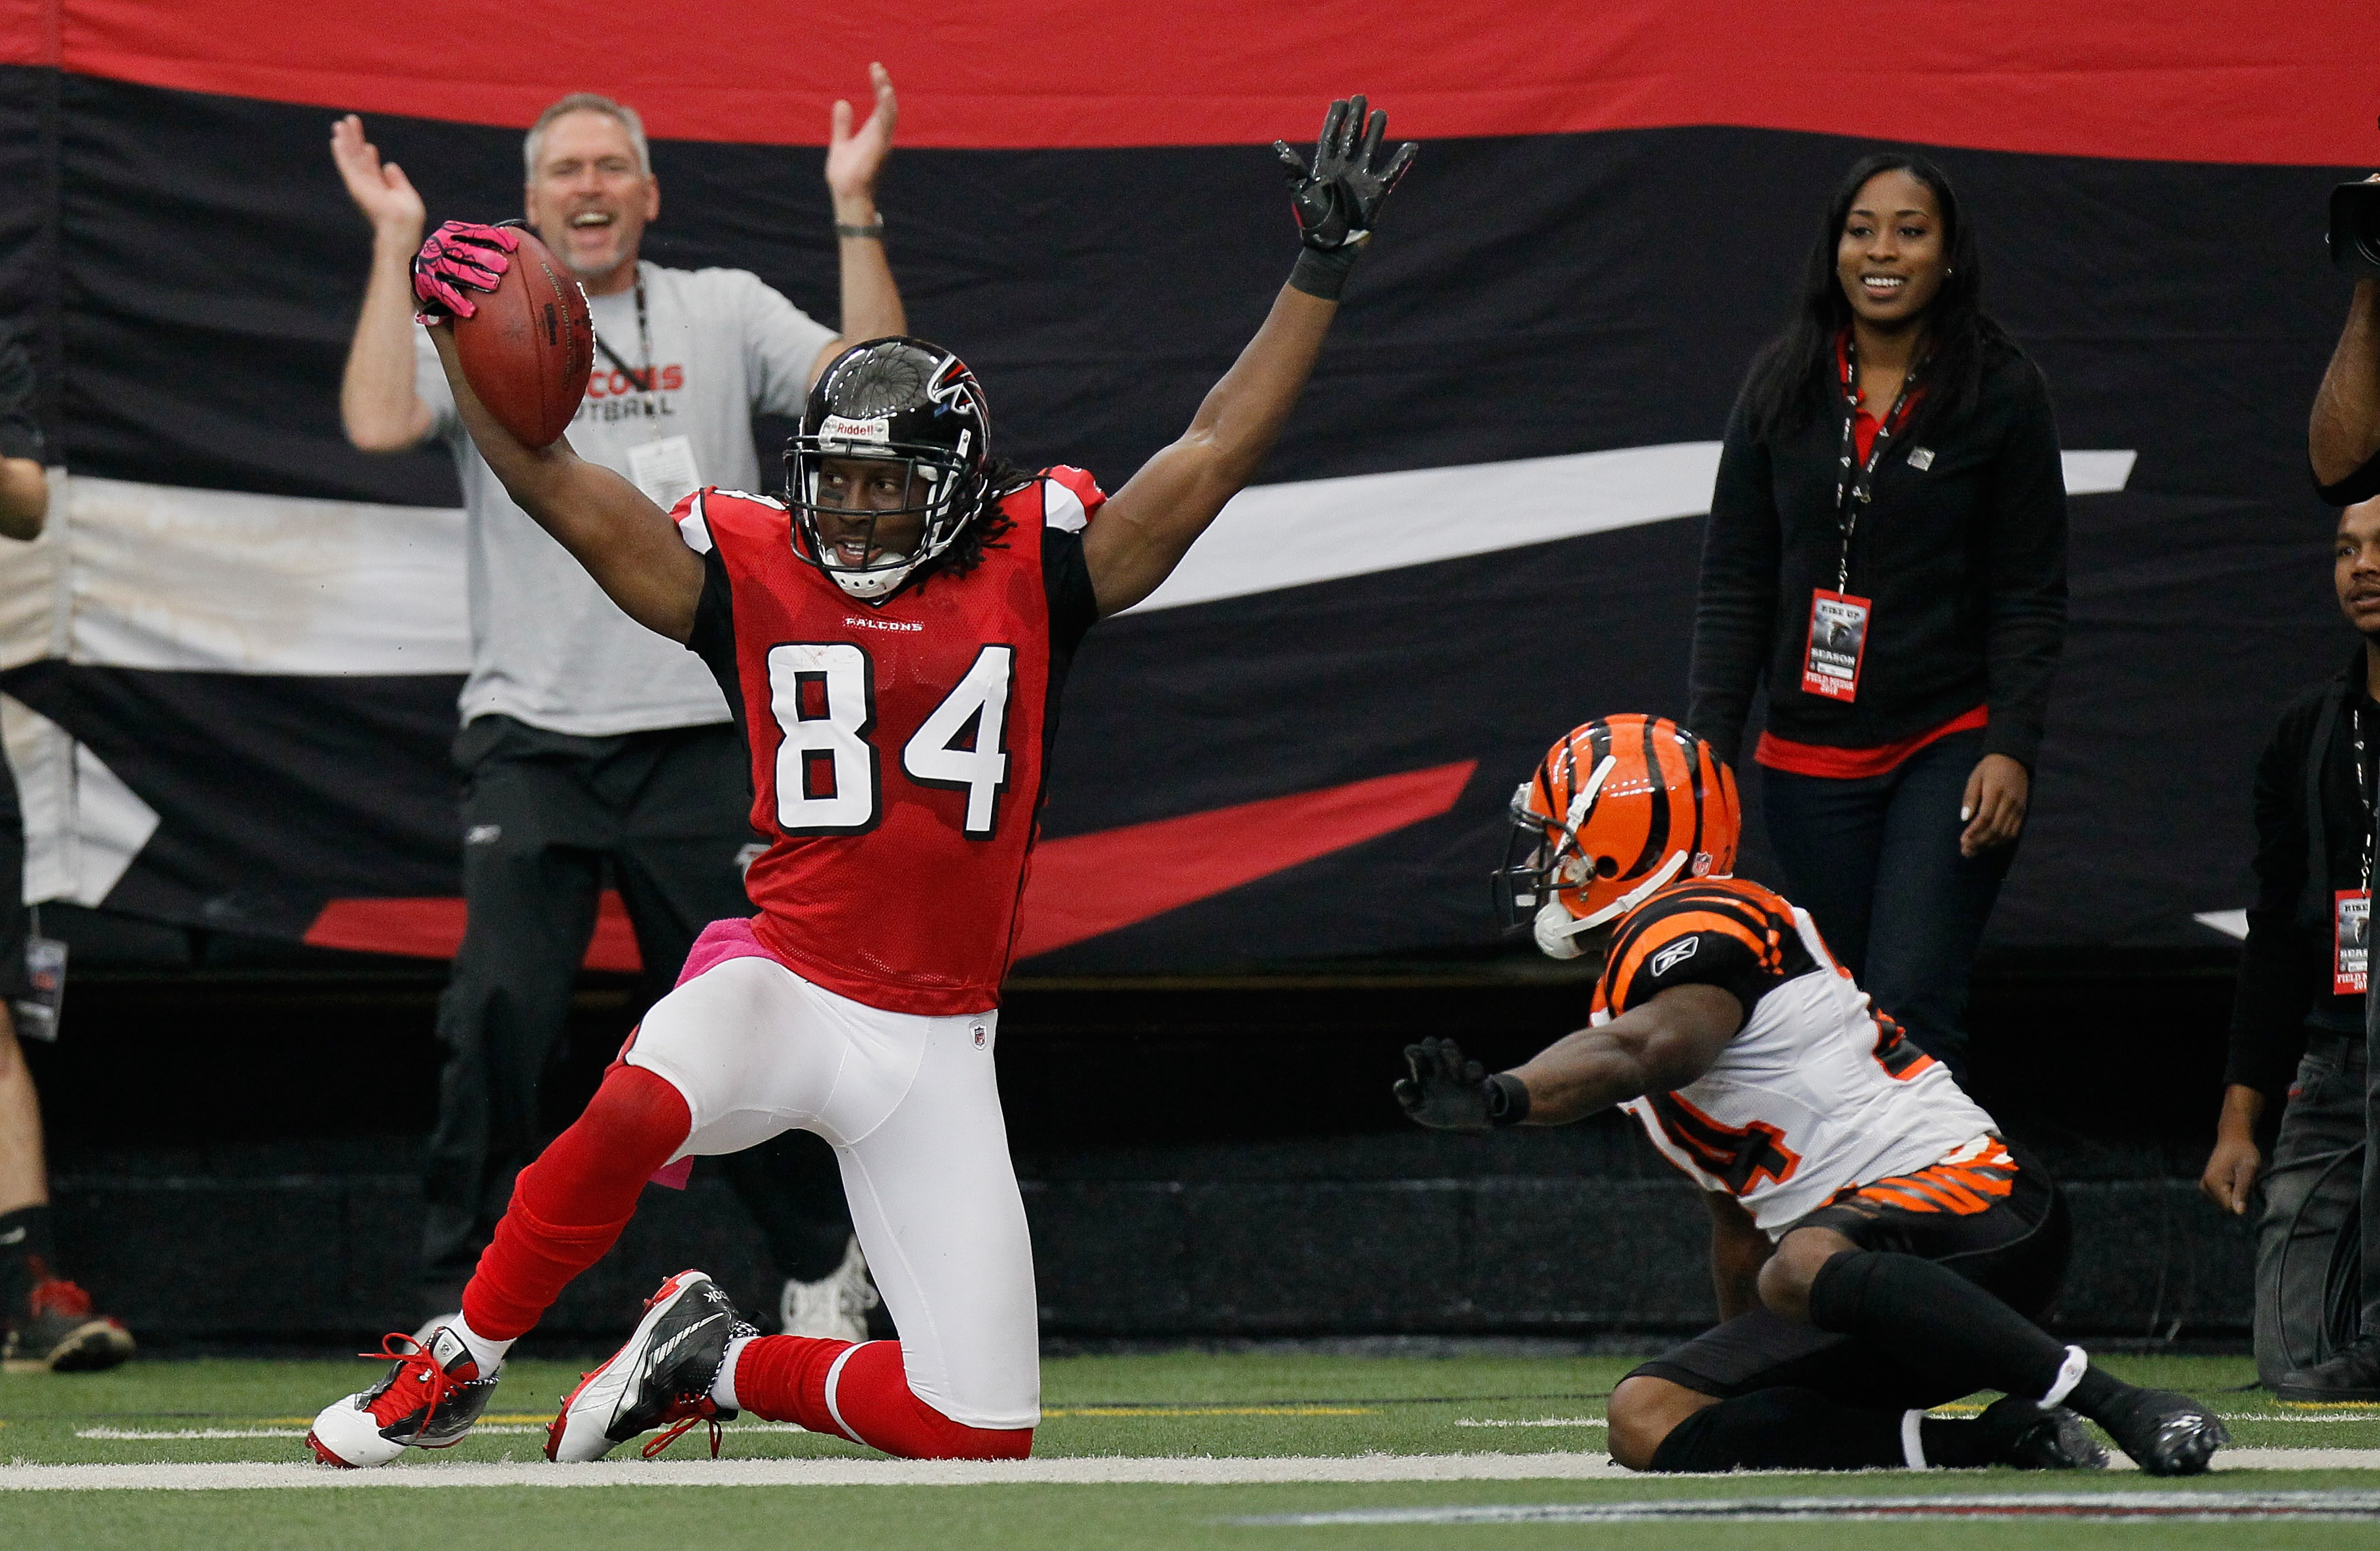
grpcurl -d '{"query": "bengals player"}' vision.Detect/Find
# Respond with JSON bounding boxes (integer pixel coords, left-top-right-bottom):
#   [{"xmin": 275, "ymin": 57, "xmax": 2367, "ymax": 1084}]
[
  {"xmin": 1400, "ymin": 715, "xmax": 2226, "ymax": 1476},
  {"xmin": 307, "ymin": 98, "xmax": 1415, "ymax": 1469}
]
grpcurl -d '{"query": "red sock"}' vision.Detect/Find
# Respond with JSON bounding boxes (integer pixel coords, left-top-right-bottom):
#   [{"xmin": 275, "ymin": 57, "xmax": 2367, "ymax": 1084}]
[
  {"xmin": 460, "ymin": 1064, "xmax": 691, "ymax": 1341},
  {"xmin": 731, "ymin": 1335, "xmax": 1033, "ymax": 1460}
]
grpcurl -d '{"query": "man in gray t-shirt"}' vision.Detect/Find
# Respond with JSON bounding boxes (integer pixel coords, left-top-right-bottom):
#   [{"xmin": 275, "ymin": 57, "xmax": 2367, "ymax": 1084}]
[{"xmin": 331, "ymin": 72, "xmax": 907, "ymax": 1338}]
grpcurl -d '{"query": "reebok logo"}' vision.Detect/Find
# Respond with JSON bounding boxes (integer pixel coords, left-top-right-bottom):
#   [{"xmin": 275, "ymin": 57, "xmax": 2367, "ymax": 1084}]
[{"xmin": 1649, "ymin": 936, "xmax": 1700, "ymax": 976}]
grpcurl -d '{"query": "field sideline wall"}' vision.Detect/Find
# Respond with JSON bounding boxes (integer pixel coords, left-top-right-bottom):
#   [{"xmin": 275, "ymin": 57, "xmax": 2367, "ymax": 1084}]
[{"xmin": 29, "ymin": 945, "xmax": 2250, "ymax": 1344}]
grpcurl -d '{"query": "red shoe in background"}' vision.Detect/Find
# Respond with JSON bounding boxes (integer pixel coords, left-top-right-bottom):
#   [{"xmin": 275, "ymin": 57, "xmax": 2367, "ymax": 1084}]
[{"xmin": 3, "ymin": 1277, "xmax": 135, "ymax": 1372}]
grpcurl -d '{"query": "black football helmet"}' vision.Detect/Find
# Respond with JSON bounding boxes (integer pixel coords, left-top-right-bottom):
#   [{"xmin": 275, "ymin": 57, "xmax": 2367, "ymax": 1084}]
[{"xmin": 785, "ymin": 337, "xmax": 992, "ymax": 600}]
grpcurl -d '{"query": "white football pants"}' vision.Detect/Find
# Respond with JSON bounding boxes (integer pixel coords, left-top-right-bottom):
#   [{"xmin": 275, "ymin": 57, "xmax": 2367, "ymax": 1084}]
[{"xmin": 622, "ymin": 954, "xmax": 1038, "ymax": 1429}]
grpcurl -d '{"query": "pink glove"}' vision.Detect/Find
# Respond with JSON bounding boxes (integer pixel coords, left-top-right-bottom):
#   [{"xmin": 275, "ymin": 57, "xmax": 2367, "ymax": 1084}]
[{"xmin": 411, "ymin": 221, "xmax": 521, "ymax": 323}]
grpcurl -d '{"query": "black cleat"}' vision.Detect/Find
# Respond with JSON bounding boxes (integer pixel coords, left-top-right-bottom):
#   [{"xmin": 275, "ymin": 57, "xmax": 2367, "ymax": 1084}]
[
  {"xmin": 548, "ymin": 1270, "xmax": 754, "ymax": 1462},
  {"xmin": 1975, "ymin": 1395, "xmax": 2107, "ymax": 1469},
  {"xmin": 2275, "ymin": 1334, "xmax": 2380, "ymax": 1404},
  {"xmin": 2094, "ymin": 1389, "xmax": 2227, "ymax": 1476},
  {"xmin": 3, "ymin": 1278, "xmax": 134, "ymax": 1374}
]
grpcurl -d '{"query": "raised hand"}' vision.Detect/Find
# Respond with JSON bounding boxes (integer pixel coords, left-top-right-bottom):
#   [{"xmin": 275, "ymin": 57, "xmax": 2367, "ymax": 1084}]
[
  {"xmin": 331, "ymin": 115, "xmax": 427, "ymax": 242},
  {"xmin": 412, "ymin": 221, "xmax": 521, "ymax": 324},
  {"xmin": 826, "ymin": 62, "xmax": 899, "ymax": 214},
  {"xmin": 1394, "ymin": 1037, "xmax": 1496, "ymax": 1133},
  {"xmin": 1272, "ymin": 94, "xmax": 1417, "ymax": 251}
]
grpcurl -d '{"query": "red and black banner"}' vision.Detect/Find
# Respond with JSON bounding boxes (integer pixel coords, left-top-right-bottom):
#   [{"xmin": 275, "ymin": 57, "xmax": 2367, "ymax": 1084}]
[{"xmin": 0, "ymin": 5, "xmax": 2375, "ymax": 968}]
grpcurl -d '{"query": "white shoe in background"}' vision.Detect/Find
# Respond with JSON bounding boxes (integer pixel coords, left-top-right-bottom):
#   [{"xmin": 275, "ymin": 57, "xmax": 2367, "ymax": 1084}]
[{"xmin": 779, "ymin": 1236, "xmax": 880, "ymax": 1342}]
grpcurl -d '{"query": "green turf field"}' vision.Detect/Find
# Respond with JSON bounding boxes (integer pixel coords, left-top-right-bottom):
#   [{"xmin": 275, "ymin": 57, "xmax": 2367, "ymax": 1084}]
[{"xmin": 3, "ymin": 1350, "xmax": 2377, "ymax": 1548}]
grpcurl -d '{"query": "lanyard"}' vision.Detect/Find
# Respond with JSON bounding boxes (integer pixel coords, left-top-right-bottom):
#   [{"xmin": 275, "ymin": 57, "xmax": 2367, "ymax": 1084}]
[
  {"xmin": 1831, "ymin": 332, "xmax": 1923, "ymax": 593},
  {"xmin": 590, "ymin": 268, "xmax": 658, "ymax": 419},
  {"xmin": 2356, "ymin": 703, "xmax": 2374, "ymax": 895}
]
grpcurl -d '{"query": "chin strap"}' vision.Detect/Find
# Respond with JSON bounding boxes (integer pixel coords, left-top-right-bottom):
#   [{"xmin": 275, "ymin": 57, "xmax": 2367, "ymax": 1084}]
[
  {"xmin": 1534, "ymin": 901, "xmax": 1587, "ymax": 959},
  {"xmin": 831, "ymin": 556, "xmax": 916, "ymax": 599},
  {"xmin": 1534, "ymin": 848, "xmax": 1693, "ymax": 959}
]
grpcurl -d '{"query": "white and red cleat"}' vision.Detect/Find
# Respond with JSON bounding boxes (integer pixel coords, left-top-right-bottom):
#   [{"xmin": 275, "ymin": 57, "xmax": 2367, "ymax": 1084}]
[
  {"xmin": 306, "ymin": 1325, "xmax": 500, "ymax": 1468},
  {"xmin": 547, "ymin": 1270, "xmax": 751, "ymax": 1463}
]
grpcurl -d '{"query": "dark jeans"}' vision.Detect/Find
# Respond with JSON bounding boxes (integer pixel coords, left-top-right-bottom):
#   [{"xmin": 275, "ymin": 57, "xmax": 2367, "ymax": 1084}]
[
  {"xmin": 418, "ymin": 715, "xmax": 852, "ymax": 1310},
  {"xmin": 2253, "ymin": 1031, "xmax": 2366, "ymax": 1383},
  {"xmin": 1759, "ymin": 727, "xmax": 2013, "ymax": 1084}
]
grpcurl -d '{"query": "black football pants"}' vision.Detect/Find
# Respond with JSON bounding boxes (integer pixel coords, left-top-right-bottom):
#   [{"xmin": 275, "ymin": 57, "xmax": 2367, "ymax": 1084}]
[
  {"xmin": 417, "ymin": 715, "xmax": 853, "ymax": 1311},
  {"xmin": 2252, "ymin": 1030, "xmax": 2366, "ymax": 1383}
]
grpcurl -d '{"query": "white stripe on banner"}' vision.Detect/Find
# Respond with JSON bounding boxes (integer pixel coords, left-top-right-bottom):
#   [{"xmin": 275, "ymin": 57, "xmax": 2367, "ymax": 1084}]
[
  {"xmin": 1, "ymin": 452, "xmax": 2139, "ymax": 670},
  {"xmin": 61, "ymin": 475, "xmax": 469, "ymax": 674},
  {"xmin": 1128, "ymin": 446, "xmax": 2137, "ymax": 614},
  {"xmin": 0, "ymin": 694, "xmax": 157, "ymax": 907}
]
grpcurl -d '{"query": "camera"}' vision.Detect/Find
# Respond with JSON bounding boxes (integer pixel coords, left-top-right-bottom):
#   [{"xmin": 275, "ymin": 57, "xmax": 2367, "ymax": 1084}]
[{"xmin": 2331, "ymin": 180, "xmax": 2380, "ymax": 277}]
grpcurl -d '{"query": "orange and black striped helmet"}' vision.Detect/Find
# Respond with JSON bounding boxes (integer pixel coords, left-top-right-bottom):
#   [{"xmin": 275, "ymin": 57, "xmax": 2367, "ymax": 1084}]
[{"xmin": 1492, "ymin": 715, "xmax": 1740, "ymax": 958}]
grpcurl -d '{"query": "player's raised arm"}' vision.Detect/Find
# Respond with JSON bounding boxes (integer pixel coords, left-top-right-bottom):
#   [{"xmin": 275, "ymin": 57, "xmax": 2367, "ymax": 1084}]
[
  {"xmin": 1394, "ymin": 988, "xmax": 1744, "ymax": 1134},
  {"xmin": 1083, "ymin": 98, "xmax": 1415, "ymax": 615},
  {"xmin": 412, "ymin": 231, "xmax": 704, "ymax": 641}
]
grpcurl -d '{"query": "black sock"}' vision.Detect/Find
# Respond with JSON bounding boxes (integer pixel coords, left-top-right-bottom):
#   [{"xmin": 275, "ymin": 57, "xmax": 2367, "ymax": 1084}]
[
  {"xmin": 0, "ymin": 1203, "xmax": 59, "ymax": 1319},
  {"xmin": 1646, "ymin": 1385, "xmax": 2055, "ymax": 1472},
  {"xmin": 1648, "ymin": 1387, "xmax": 1907, "ymax": 1471},
  {"xmin": 2064, "ymin": 1366, "xmax": 2141, "ymax": 1428},
  {"xmin": 1922, "ymin": 1413, "xmax": 2025, "ymax": 1468},
  {"xmin": 1807, "ymin": 1250, "xmax": 2069, "ymax": 1402}
]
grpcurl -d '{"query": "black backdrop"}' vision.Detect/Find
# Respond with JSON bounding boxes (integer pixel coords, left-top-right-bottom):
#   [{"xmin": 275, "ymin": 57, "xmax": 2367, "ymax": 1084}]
[{"xmin": 0, "ymin": 63, "xmax": 2364, "ymax": 965}]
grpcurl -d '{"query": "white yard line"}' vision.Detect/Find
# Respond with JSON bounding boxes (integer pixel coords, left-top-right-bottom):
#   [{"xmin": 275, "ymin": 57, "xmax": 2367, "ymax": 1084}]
[
  {"xmin": 1238, "ymin": 1489, "xmax": 2380, "ymax": 1525},
  {"xmin": 1, "ymin": 1449, "xmax": 2377, "ymax": 1491}
]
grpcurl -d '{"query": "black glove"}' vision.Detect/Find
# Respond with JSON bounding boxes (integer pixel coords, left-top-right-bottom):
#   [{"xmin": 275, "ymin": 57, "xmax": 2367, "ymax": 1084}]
[
  {"xmin": 1274, "ymin": 95, "xmax": 1416, "ymax": 300},
  {"xmin": 1395, "ymin": 1037, "xmax": 1528, "ymax": 1132}
]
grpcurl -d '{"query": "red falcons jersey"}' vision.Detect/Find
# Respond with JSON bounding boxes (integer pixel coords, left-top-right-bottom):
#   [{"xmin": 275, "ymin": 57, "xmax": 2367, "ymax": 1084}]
[{"xmin": 674, "ymin": 468, "xmax": 1104, "ymax": 1014}]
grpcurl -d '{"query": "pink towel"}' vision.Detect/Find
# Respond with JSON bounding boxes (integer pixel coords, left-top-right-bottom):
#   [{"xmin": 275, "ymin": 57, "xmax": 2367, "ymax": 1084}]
[{"xmin": 647, "ymin": 917, "xmax": 777, "ymax": 1189}]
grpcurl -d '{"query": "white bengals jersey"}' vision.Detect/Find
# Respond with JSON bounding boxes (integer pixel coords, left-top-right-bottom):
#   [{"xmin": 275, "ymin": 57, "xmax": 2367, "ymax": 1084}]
[{"xmin": 1596, "ymin": 878, "xmax": 1999, "ymax": 1236}]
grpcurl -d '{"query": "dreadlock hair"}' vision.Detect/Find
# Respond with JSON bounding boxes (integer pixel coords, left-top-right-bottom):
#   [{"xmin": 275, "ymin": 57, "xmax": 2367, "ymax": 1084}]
[
  {"xmin": 1737, "ymin": 152, "xmax": 2021, "ymax": 448},
  {"xmin": 925, "ymin": 457, "xmax": 1030, "ymax": 582}
]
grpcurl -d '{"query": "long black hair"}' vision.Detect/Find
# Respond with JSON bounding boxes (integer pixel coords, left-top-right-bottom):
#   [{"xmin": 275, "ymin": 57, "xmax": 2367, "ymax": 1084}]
[
  {"xmin": 929, "ymin": 457, "xmax": 1032, "ymax": 580},
  {"xmin": 1738, "ymin": 152, "xmax": 2018, "ymax": 444}
]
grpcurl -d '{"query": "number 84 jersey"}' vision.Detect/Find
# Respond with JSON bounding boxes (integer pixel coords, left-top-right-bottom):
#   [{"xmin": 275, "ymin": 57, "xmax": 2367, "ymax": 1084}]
[
  {"xmin": 674, "ymin": 469, "xmax": 1105, "ymax": 1016},
  {"xmin": 1600, "ymin": 878, "xmax": 2000, "ymax": 1236}
]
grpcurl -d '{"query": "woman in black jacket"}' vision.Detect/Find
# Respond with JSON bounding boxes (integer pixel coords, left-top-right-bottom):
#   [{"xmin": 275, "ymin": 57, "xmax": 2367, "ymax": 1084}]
[{"xmin": 1686, "ymin": 152, "xmax": 2068, "ymax": 1082}]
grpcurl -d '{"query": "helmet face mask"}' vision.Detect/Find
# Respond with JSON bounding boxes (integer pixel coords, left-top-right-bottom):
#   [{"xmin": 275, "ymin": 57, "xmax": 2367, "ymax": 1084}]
[
  {"xmin": 786, "ymin": 339, "xmax": 991, "ymax": 602},
  {"xmin": 797, "ymin": 451, "xmax": 939, "ymax": 597},
  {"xmin": 1490, "ymin": 715, "xmax": 1740, "ymax": 960}
]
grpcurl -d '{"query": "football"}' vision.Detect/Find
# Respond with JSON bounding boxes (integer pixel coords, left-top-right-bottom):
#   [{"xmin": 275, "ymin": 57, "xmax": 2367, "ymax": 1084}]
[{"xmin": 450, "ymin": 228, "xmax": 593, "ymax": 448}]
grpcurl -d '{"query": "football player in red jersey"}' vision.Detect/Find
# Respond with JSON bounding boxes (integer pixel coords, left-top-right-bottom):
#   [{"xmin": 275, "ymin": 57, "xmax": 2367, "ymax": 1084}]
[
  {"xmin": 1399, "ymin": 715, "xmax": 2228, "ymax": 1476},
  {"xmin": 306, "ymin": 98, "xmax": 1415, "ymax": 1469}
]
